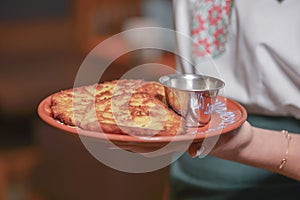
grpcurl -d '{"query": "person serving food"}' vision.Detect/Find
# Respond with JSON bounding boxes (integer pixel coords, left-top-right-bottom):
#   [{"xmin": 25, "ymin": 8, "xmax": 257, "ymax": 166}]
[{"xmin": 170, "ymin": 0, "xmax": 300, "ymax": 199}]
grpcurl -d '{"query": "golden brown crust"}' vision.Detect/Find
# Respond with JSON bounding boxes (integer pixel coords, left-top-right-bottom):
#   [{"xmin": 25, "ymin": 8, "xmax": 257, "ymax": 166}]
[
  {"xmin": 135, "ymin": 81, "xmax": 165, "ymax": 102},
  {"xmin": 95, "ymin": 79, "xmax": 144, "ymax": 100},
  {"xmin": 50, "ymin": 85, "xmax": 96, "ymax": 126},
  {"xmin": 80, "ymin": 93, "xmax": 184, "ymax": 136},
  {"xmin": 50, "ymin": 79, "xmax": 185, "ymax": 136}
]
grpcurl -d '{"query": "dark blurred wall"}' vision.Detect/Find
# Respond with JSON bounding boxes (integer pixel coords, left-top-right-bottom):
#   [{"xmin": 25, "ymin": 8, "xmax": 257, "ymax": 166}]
[
  {"xmin": 0, "ymin": 0, "xmax": 80, "ymax": 150},
  {"xmin": 0, "ymin": 0, "xmax": 70, "ymax": 20}
]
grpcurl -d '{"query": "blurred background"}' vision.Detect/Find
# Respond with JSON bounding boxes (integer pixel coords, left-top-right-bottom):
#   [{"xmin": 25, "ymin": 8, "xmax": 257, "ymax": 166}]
[{"xmin": 0, "ymin": 0, "xmax": 176, "ymax": 199}]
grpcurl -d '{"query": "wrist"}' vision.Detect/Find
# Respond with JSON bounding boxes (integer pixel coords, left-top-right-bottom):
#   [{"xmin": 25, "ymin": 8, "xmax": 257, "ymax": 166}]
[
  {"xmin": 233, "ymin": 125, "xmax": 257, "ymax": 162},
  {"xmin": 210, "ymin": 121, "xmax": 254, "ymax": 160}
]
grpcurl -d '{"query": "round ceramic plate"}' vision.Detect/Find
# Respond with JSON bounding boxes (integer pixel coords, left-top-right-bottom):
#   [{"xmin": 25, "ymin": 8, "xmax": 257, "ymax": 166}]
[{"xmin": 38, "ymin": 94, "xmax": 247, "ymax": 149}]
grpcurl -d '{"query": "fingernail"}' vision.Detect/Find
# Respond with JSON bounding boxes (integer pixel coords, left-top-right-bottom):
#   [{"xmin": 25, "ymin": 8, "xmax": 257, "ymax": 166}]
[{"xmin": 192, "ymin": 146, "xmax": 205, "ymax": 158}]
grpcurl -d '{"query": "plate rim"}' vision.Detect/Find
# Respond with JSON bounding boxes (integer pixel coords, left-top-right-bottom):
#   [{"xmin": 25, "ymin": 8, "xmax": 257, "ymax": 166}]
[{"xmin": 37, "ymin": 94, "xmax": 247, "ymax": 145}]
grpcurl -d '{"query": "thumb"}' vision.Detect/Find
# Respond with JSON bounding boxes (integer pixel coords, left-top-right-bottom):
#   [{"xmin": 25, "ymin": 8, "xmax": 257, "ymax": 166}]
[{"xmin": 188, "ymin": 142, "xmax": 203, "ymax": 158}]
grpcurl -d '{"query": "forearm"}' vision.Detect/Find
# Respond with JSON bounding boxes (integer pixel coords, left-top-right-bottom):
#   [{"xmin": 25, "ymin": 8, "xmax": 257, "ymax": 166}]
[{"xmin": 225, "ymin": 127, "xmax": 300, "ymax": 181}]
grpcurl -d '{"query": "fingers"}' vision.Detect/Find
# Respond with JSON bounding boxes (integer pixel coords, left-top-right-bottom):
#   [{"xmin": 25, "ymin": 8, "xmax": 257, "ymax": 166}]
[
  {"xmin": 188, "ymin": 142, "xmax": 203, "ymax": 158},
  {"xmin": 107, "ymin": 142, "xmax": 190, "ymax": 157}
]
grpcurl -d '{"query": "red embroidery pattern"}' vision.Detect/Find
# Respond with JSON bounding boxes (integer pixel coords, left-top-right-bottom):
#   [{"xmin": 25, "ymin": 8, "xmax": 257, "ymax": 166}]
[
  {"xmin": 193, "ymin": 38, "xmax": 211, "ymax": 57},
  {"xmin": 208, "ymin": 5, "xmax": 222, "ymax": 25},
  {"xmin": 192, "ymin": 15, "xmax": 206, "ymax": 35},
  {"xmin": 192, "ymin": 0, "xmax": 232, "ymax": 60}
]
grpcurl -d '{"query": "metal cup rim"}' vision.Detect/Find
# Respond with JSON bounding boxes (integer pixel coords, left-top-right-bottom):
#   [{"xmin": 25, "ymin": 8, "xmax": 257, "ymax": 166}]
[{"xmin": 158, "ymin": 73, "xmax": 225, "ymax": 92}]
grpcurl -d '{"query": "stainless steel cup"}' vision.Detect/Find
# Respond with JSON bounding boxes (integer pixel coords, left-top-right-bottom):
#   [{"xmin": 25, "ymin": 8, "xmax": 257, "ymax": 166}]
[{"xmin": 159, "ymin": 74, "xmax": 225, "ymax": 127}]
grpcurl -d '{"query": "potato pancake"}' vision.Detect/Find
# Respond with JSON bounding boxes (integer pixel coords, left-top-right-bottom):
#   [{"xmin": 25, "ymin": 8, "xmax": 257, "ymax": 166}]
[{"xmin": 50, "ymin": 79, "xmax": 185, "ymax": 136}]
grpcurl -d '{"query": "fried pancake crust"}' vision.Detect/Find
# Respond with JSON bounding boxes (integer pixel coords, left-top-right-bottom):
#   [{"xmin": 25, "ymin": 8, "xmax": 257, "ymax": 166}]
[
  {"xmin": 79, "ymin": 93, "xmax": 184, "ymax": 136},
  {"xmin": 50, "ymin": 80, "xmax": 184, "ymax": 136},
  {"xmin": 50, "ymin": 85, "xmax": 96, "ymax": 126}
]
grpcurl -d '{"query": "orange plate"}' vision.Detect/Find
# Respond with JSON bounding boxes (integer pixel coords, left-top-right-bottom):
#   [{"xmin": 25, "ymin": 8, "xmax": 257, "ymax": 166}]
[{"xmin": 38, "ymin": 95, "xmax": 247, "ymax": 148}]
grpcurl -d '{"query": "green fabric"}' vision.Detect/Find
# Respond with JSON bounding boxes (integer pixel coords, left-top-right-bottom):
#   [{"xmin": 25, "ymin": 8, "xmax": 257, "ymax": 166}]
[{"xmin": 170, "ymin": 115, "xmax": 300, "ymax": 200}]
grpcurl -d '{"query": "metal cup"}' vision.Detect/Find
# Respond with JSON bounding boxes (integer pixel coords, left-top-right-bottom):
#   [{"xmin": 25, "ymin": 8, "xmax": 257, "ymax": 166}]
[{"xmin": 159, "ymin": 74, "xmax": 225, "ymax": 127}]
